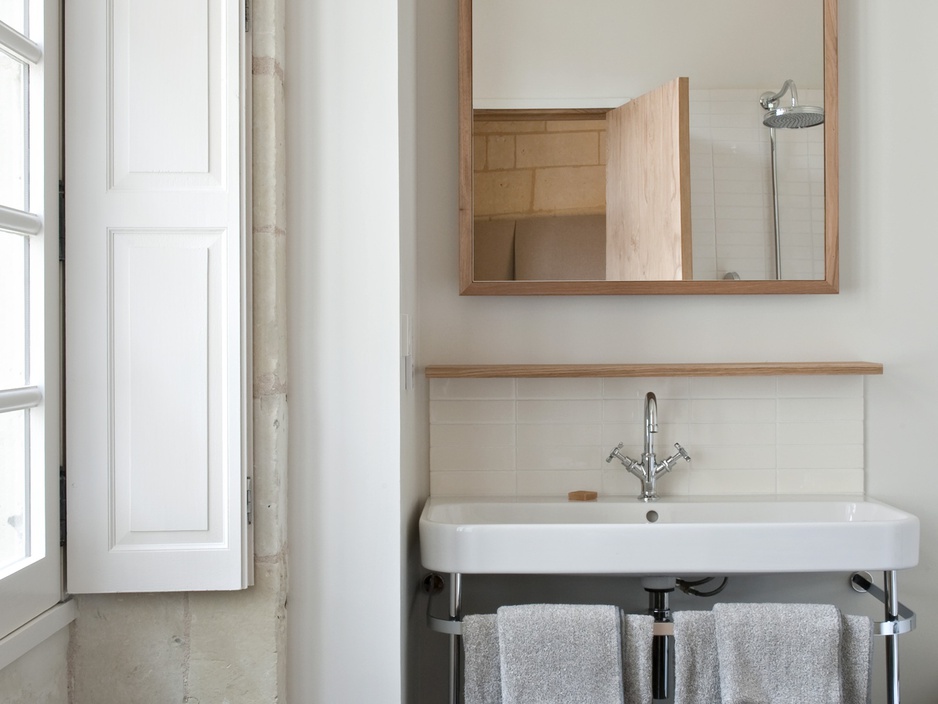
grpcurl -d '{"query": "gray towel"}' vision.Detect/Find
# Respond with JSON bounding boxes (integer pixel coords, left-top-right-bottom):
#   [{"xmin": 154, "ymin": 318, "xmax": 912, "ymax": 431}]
[
  {"xmin": 672, "ymin": 611, "xmax": 721, "ymax": 704},
  {"xmin": 841, "ymin": 614, "xmax": 873, "ymax": 704},
  {"xmin": 463, "ymin": 614, "xmax": 502, "ymax": 704},
  {"xmin": 713, "ymin": 603, "xmax": 843, "ymax": 704},
  {"xmin": 621, "ymin": 613, "xmax": 654, "ymax": 704},
  {"xmin": 497, "ymin": 604, "xmax": 624, "ymax": 704}
]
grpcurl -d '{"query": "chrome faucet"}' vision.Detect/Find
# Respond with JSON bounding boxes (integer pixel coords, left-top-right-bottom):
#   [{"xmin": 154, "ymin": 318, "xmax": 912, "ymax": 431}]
[{"xmin": 606, "ymin": 391, "xmax": 691, "ymax": 501}]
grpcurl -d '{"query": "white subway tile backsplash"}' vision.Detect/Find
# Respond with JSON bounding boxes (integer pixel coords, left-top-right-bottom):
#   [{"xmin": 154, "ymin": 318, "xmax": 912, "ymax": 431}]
[
  {"xmin": 517, "ymin": 377, "xmax": 602, "ymax": 399},
  {"xmin": 431, "ymin": 423, "xmax": 515, "ymax": 447},
  {"xmin": 777, "ymin": 421, "xmax": 863, "ymax": 446},
  {"xmin": 776, "ymin": 469, "xmax": 864, "ymax": 495},
  {"xmin": 777, "ymin": 397, "xmax": 863, "ymax": 422},
  {"xmin": 687, "ymin": 445, "xmax": 777, "ymax": 471},
  {"xmin": 688, "ymin": 376, "xmax": 777, "ymax": 398},
  {"xmin": 653, "ymin": 470, "xmax": 690, "ymax": 497},
  {"xmin": 687, "ymin": 469, "xmax": 777, "ymax": 495},
  {"xmin": 516, "ymin": 445, "xmax": 601, "ymax": 471},
  {"xmin": 600, "ymin": 466, "xmax": 639, "ymax": 496},
  {"xmin": 603, "ymin": 400, "xmax": 646, "ymax": 423},
  {"xmin": 431, "ymin": 471, "xmax": 517, "ymax": 497},
  {"xmin": 430, "ymin": 377, "xmax": 515, "ymax": 400},
  {"xmin": 601, "ymin": 423, "xmax": 642, "ymax": 446},
  {"xmin": 516, "ymin": 423, "xmax": 601, "ymax": 446},
  {"xmin": 691, "ymin": 398, "xmax": 776, "ymax": 423},
  {"xmin": 777, "ymin": 375, "xmax": 863, "ymax": 397},
  {"xmin": 517, "ymin": 399, "xmax": 602, "ymax": 424},
  {"xmin": 517, "ymin": 470, "xmax": 602, "ymax": 496},
  {"xmin": 430, "ymin": 400, "xmax": 515, "ymax": 424},
  {"xmin": 603, "ymin": 377, "xmax": 691, "ymax": 399},
  {"xmin": 688, "ymin": 422, "xmax": 776, "ymax": 446},
  {"xmin": 430, "ymin": 445, "xmax": 516, "ymax": 472},
  {"xmin": 777, "ymin": 443, "xmax": 863, "ymax": 470},
  {"xmin": 429, "ymin": 376, "xmax": 867, "ymax": 499}
]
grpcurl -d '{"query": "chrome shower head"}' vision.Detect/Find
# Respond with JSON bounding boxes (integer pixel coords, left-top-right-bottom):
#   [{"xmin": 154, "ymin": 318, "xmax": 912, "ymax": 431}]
[
  {"xmin": 759, "ymin": 79, "xmax": 824, "ymax": 129},
  {"xmin": 763, "ymin": 105, "xmax": 824, "ymax": 128}
]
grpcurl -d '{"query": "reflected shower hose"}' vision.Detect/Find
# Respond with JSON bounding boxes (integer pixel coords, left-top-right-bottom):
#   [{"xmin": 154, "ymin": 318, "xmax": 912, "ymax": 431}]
[
  {"xmin": 759, "ymin": 80, "xmax": 825, "ymax": 280},
  {"xmin": 769, "ymin": 126, "xmax": 782, "ymax": 280}
]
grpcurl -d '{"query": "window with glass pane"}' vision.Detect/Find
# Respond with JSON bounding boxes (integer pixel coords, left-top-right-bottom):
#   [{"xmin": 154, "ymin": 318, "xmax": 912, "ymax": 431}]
[
  {"xmin": 0, "ymin": 232, "xmax": 26, "ymax": 389},
  {"xmin": 0, "ymin": 0, "xmax": 60, "ymax": 640},
  {"xmin": 0, "ymin": 228, "xmax": 28, "ymax": 576},
  {"xmin": 0, "ymin": 0, "xmax": 26, "ymax": 36},
  {"xmin": 0, "ymin": 12, "xmax": 32, "ymax": 584},
  {"xmin": 0, "ymin": 47, "xmax": 26, "ymax": 211},
  {"xmin": 0, "ymin": 410, "xmax": 26, "ymax": 571}
]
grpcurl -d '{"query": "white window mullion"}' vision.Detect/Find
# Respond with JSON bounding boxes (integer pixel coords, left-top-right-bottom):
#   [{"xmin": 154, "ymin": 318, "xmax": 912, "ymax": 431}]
[
  {"xmin": 0, "ymin": 386, "xmax": 42, "ymax": 413},
  {"xmin": 0, "ymin": 19, "xmax": 42, "ymax": 64},
  {"xmin": 0, "ymin": 205, "xmax": 42, "ymax": 236}
]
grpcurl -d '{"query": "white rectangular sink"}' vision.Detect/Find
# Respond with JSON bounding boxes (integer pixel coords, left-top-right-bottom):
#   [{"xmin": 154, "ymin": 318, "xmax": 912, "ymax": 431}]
[{"xmin": 419, "ymin": 496, "xmax": 919, "ymax": 576}]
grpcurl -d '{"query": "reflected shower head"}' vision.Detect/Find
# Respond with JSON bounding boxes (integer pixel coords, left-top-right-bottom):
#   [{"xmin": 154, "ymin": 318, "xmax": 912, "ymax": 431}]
[
  {"xmin": 763, "ymin": 105, "xmax": 824, "ymax": 128},
  {"xmin": 759, "ymin": 79, "xmax": 824, "ymax": 129}
]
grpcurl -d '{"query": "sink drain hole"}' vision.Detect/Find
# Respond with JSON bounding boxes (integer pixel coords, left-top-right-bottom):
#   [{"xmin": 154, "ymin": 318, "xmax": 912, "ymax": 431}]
[{"xmin": 646, "ymin": 510, "xmax": 659, "ymax": 523}]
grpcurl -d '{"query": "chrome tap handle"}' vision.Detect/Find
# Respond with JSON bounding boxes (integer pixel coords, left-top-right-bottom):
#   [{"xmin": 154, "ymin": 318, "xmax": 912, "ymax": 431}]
[
  {"xmin": 607, "ymin": 443, "xmax": 644, "ymax": 477},
  {"xmin": 657, "ymin": 443, "xmax": 692, "ymax": 476}
]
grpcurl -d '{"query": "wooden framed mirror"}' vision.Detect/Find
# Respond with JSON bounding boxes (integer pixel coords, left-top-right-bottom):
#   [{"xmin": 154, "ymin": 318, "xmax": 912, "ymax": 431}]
[{"xmin": 459, "ymin": 0, "xmax": 838, "ymax": 295}]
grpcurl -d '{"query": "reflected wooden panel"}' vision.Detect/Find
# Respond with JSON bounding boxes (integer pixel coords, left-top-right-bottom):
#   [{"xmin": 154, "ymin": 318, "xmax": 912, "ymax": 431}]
[{"xmin": 606, "ymin": 77, "xmax": 691, "ymax": 281}]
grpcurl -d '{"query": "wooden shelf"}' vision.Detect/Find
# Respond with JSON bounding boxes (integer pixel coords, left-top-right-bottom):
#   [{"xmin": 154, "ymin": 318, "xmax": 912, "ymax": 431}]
[{"xmin": 424, "ymin": 362, "xmax": 883, "ymax": 379}]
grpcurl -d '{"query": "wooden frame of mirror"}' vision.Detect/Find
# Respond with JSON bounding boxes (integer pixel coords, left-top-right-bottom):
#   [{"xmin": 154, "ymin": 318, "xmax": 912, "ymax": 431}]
[{"xmin": 459, "ymin": 0, "xmax": 838, "ymax": 295}]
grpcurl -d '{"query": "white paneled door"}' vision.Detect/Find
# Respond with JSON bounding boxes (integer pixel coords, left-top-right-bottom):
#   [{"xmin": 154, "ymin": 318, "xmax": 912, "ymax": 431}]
[{"xmin": 64, "ymin": 0, "xmax": 252, "ymax": 592}]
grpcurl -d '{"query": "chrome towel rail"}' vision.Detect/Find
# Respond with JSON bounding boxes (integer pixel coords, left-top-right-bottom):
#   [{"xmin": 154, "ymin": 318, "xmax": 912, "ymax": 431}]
[{"xmin": 425, "ymin": 571, "xmax": 917, "ymax": 704}]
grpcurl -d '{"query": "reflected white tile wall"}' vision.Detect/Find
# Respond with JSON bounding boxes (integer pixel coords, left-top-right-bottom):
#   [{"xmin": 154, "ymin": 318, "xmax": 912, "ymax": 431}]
[
  {"xmin": 690, "ymin": 88, "xmax": 825, "ymax": 281},
  {"xmin": 429, "ymin": 375, "xmax": 865, "ymax": 497}
]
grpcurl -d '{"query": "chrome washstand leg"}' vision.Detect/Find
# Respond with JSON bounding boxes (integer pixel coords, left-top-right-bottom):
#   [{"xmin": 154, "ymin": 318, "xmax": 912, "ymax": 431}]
[
  {"xmin": 884, "ymin": 570, "xmax": 900, "ymax": 704},
  {"xmin": 851, "ymin": 571, "xmax": 915, "ymax": 704},
  {"xmin": 450, "ymin": 572, "xmax": 463, "ymax": 704}
]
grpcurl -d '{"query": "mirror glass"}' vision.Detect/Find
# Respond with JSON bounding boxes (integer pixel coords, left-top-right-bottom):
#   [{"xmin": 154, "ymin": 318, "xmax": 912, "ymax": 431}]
[{"xmin": 459, "ymin": 0, "xmax": 838, "ymax": 294}]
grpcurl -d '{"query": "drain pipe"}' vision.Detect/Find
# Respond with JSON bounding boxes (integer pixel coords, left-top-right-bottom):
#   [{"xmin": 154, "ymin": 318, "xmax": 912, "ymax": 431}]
[{"xmin": 642, "ymin": 577, "xmax": 675, "ymax": 701}]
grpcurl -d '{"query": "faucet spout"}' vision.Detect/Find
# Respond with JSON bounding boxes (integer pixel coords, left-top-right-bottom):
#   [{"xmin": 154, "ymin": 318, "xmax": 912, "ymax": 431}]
[
  {"xmin": 644, "ymin": 392, "xmax": 658, "ymax": 458},
  {"xmin": 642, "ymin": 392, "xmax": 658, "ymax": 495}
]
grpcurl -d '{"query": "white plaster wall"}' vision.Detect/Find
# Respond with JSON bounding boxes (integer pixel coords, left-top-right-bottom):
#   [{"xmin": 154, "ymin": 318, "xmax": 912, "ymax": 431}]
[
  {"xmin": 285, "ymin": 0, "xmax": 409, "ymax": 701},
  {"xmin": 399, "ymin": 0, "xmax": 429, "ymax": 702},
  {"xmin": 414, "ymin": 0, "xmax": 938, "ymax": 702}
]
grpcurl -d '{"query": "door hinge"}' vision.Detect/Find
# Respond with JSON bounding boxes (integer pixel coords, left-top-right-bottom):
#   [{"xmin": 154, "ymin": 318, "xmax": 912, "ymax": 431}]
[
  {"xmin": 246, "ymin": 475, "xmax": 253, "ymax": 525},
  {"xmin": 244, "ymin": 0, "xmax": 251, "ymax": 32},
  {"xmin": 59, "ymin": 466, "xmax": 66, "ymax": 547},
  {"xmin": 58, "ymin": 180, "xmax": 65, "ymax": 263}
]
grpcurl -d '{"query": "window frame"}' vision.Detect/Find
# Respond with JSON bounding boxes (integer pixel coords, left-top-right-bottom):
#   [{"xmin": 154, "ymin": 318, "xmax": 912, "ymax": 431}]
[{"xmin": 0, "ymin": 0, "xmax": 66, "ymax": 645}]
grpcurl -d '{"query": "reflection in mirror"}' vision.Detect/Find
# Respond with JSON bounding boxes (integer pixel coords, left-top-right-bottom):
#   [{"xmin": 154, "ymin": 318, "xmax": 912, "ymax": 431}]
[{"xmin": 459, "ymin": 0, "xmax": 839, "ymax": 294}]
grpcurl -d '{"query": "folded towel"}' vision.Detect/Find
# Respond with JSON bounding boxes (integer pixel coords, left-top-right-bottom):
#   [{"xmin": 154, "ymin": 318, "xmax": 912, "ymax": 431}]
[
  {"xmin": 713, "ymin": 603, "xmax": 843, "ymax": 704},
  {"xmin": 841, "ymin": 614, "xmax": 873, "ymax": 704},
  {"xmin": 463, "ymin": 614, "xmax": 502, "ymax": 704},
  {"xmin": 497, "ymin": 604, "xmax": 624, "ymax": 704},
  {"xmin": 621, "ymin": 613, "xmax": 654, "ymax": 704},
  {"xmin": 672, "ymin": 611, "xmax": 721, "ymax": 704}
]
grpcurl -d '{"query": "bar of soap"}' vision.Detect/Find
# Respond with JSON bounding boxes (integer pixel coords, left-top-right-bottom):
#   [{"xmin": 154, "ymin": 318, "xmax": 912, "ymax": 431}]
[{"xmin": 567, "ymin": 490, "xmax": 598, "ymax": 502}]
